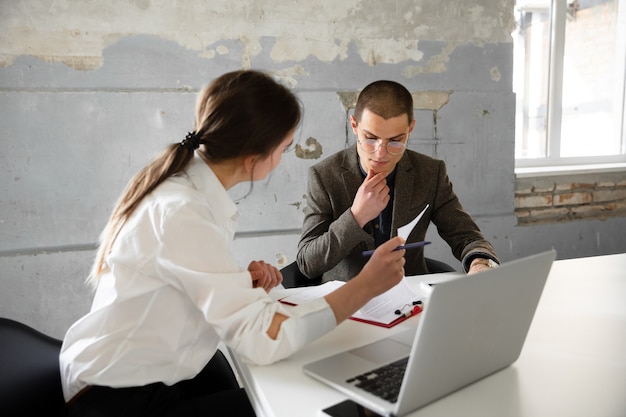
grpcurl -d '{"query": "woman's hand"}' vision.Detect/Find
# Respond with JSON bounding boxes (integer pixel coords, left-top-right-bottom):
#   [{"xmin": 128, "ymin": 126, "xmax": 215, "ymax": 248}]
[
  {"xmin": 248, "ymin": 260, "xmax": 283, "ymax": 292},
  {"xmin": 324, "ymin": 237, "xmax": 406, "ymax": 324},
  {"xmin": 357, "ymin": 236, "xmax": 406, "ymax": 295}
]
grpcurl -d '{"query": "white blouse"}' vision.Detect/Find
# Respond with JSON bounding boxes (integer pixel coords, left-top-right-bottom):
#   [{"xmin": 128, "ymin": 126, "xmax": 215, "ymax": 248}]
[{"xmin": 59, "ymin": 155, "xmax": 336, "ymax": 402}]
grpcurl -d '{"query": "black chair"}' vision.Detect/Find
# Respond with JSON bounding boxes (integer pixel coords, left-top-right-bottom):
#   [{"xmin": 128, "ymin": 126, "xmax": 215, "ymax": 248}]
[
  {"xmin": 280, "ymin": 257, "xmax": 455, "ymax": 289},
  {"xmin": 0, "ymin": 317, "xmax": 65, "ymax": 416},
  {"xmin": 0, "ymin": 317, "xmax": 240, "ymax": 416},
  {"xmin": 280, "ymin": 261, "xmax": 323, "ymax": 288},
  {"xmin": 425, "ymin": 257, "xmax": 456, "ymax": 274}
]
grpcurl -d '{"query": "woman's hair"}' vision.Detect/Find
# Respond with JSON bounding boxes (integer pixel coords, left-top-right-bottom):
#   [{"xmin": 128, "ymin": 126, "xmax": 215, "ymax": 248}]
[
  {"xmin": 88, "ymin": 70, "xmax": 301, "ymax": 286},
  {"xmin": 354, "ymin": 80, "xmax": 414, "ymax": 124}
]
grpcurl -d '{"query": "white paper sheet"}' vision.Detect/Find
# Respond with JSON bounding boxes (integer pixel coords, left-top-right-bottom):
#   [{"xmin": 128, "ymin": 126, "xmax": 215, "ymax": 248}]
[
  {"xmin": 397, "ymin": 204, "xmax": 429, "ymax": 240},
  {"xmin": 279, "ymin": 278, "xmax": 423, "ymax": 326}
]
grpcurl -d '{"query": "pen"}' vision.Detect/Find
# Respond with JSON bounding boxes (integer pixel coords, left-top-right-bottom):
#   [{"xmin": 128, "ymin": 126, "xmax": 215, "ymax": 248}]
[
  {"xmin": 361, "ymin": 241, "xmax": 431, "ymax": 256},
  {"xmin": 392, "ymin": 304, "xmax": 423, "ymax": 323},
  {"xmin": 399, "ymin": 306, "xmax": 422, "ymax": 318}
]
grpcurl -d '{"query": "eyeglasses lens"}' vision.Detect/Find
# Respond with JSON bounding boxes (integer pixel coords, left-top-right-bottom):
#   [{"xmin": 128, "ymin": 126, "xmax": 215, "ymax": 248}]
[{"xmin": 360, "ymin": 140, "xmax": 405, "ymax": 155}]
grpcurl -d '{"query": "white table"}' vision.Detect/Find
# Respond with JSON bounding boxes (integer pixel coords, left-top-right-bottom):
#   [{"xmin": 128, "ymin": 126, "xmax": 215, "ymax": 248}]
[{"xmin": 229, "ymin": 253, "xmax": 626, "ymax": 417}]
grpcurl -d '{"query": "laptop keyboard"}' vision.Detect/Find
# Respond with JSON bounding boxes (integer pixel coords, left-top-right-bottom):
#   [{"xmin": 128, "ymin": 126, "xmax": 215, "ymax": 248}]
[{"xmin": 345, "ymin": 357, "xmax": 409, "ymax": 403}]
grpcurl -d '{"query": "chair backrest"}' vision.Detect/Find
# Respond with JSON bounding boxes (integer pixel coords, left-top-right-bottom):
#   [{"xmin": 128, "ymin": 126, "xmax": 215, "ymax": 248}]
[
  {"xmin": 0, "ymin": 318, "xmax": 65, "ymax": 416},
  {"xmin": 425, "ymin": 257, "xmax": 456, "ymax": 273},
  {"xmin": 280, "ymin": 261, "xmax": 322, "ymax": 288}
]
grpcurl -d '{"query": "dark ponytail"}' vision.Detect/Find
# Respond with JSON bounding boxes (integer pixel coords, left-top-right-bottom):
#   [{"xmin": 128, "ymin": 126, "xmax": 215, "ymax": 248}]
[{"xmin": 88, "ymin": 70, "xmax": 301, "ymax": 286}]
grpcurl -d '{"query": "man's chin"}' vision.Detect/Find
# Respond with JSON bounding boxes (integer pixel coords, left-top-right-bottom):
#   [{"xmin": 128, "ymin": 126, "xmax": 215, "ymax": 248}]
[{"xmin": 370, "ymin": 167, "xmax": 390, "ymax": 177}]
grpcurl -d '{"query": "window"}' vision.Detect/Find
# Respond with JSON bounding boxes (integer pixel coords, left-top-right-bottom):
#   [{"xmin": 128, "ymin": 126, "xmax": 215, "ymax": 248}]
[{"xmin": 513, "ymin": 0, "xmax": 626, "ymax": 170}]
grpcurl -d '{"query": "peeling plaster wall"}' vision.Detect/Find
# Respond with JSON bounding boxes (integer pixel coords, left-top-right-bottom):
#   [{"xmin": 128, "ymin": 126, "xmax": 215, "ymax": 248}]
[
  {"xmin": 1, "ymin": 0, "xmax": 625, "ymax": 337},
  {"xmin": 0, "ymin": 0, "xmax": 514, "ymax": 71}
]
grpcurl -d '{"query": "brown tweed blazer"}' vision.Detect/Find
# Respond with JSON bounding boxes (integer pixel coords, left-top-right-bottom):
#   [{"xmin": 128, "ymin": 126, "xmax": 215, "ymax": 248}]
[{"xmin": 296, "ymin": 144, "xmax": 498, "ymax": 282}]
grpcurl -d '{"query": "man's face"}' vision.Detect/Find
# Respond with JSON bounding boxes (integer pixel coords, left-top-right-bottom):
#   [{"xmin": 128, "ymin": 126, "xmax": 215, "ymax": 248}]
[{"xmin": 351, "ymin": 109, "xmax": 414, "ymax": 176}]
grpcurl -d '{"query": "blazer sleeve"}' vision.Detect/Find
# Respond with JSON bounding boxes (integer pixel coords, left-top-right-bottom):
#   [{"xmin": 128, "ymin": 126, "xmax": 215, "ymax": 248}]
[{"xmin": 428, "ymin": 159, "xmax": 499, "ymax": 271}]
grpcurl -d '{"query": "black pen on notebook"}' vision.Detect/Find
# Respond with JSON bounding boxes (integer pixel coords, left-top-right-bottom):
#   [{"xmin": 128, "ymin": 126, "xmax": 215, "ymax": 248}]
[{"xmin": 361, "ymin": 241, "xmax": 431, "ymax": 257}]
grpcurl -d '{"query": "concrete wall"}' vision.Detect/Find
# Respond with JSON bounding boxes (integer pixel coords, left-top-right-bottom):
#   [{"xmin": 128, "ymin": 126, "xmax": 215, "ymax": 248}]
[{"xmin": 1, "ymin": 0, "xmax": 625, "ymax": 338}]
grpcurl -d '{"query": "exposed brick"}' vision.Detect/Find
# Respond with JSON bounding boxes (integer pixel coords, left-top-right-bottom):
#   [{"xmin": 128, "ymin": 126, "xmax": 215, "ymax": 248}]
[
  {"xmin": 593, "ymin": 189, "xmax": 626, "ymax": 203},
  {"xmin": 533, "ymin": 185, "xmax": 555, "ymax": 193},
  {"xmin": 554, "ymin": 192, "xmax": 592, "ymax": 206},
  {"xmin": 555, "ymin": 181, "xmax": 595, "ymax": 191},
  {"xmin": 515, "ymin": 170, "xmax": 626, "ymax": 225},
  {"xmin": 526, "ymin": 178, "xmax": 555, "ymax": 192},
  {"xmin": 598, "ymin": 181, "xmax": 616, "ymax": 187},
  {"xmin": 528, "ymin": 207, "xmax": 569, "ymax": 221},
  {"xmin": 515, "ymin": 194, "xmax": 553, "ymax": 208},
  {"xmin": 604, "ymin": 201, "xmax": 626, "ymax": 212},
  {"xmin": 571, "ymin": 204, "xmax": 603, "ymax": 217},
  {"xmin": 515, "ymin": 209, "xmax": 531, "ymax": 218},
  {"xmin": 514, "ymin": 186, "xmax": 533, "ymax": 195}
]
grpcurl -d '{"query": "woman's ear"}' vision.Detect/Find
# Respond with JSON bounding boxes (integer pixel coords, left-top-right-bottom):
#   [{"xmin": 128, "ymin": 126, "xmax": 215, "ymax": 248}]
[{"xmin": 242, "ymin": 155, "xmax": 257, "ymax": 175}]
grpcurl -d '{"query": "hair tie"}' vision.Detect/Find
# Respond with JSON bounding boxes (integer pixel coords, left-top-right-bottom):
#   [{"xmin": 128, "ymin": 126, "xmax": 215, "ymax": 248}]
[{"xmin": 180, "ymin": 131, "xmax": 200, "ymax": 150}]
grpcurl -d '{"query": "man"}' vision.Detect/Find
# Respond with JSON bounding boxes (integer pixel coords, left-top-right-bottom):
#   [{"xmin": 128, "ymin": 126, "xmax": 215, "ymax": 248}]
[{"xmin": 297, "ymin": 80, "xmax": 499, "ymax": 282}]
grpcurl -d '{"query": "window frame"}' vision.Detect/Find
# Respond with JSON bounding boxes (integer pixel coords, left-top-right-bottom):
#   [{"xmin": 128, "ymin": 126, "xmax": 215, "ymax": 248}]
[{"xmin": 514, "ymin": 0, "xmax": 626, "ymax": 173}]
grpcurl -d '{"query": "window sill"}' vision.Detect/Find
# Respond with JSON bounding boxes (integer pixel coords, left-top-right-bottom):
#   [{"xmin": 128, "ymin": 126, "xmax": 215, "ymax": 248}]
[{"xmin": 515, "ymin": 162, "xmax": 626, "ymax": 178}]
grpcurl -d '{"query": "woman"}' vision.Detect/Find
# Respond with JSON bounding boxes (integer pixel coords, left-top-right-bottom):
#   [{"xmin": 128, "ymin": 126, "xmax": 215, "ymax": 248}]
[{"xmin": 60, "ymin": 70, "xmax": 406, "ymax": 416}]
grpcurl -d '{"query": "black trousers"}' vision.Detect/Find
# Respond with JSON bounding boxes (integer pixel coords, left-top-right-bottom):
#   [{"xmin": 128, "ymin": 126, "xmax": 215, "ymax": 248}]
[{"xmin": 65, "ymin": 350, "xmax": 256, "ymax": 417}]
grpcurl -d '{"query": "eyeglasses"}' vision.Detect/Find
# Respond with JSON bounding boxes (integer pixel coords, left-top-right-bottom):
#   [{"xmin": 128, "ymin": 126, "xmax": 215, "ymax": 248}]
[{"xmin": 357, "ymin": 138, "xmax": 407, "ymax": 155}]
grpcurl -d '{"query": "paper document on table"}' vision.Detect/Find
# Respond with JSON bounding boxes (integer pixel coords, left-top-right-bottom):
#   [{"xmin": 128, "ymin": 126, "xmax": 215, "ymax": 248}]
[
  {"xmin": 279, "ymin": 278, "xmax": 423, "ymax": 328},
  {"xmin": 350, "ymin": 278, "xmax": 421, "ymax": 326},
  {"xmin": 277, "ymin": 281, "xmax": 344, "ymax": 305},
  {"xmin": 397, "ymin": 204, "xmax": 429, "ymax": 240}
]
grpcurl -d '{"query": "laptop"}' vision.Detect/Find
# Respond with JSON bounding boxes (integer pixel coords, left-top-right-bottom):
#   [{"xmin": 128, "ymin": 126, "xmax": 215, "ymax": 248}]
[{"xmin": 303, "ymin": 250, "xmax": 556, "ymax": 416}]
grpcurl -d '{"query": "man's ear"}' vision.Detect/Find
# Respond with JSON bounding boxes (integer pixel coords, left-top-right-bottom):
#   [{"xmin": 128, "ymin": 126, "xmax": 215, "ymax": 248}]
[
  {"xmin": 408, "ymin": 118, "xmax": 416, "ymax": 134},
  {"xmin": 350, "ymin": 115, "xmax": 358, "ymax": 134}
]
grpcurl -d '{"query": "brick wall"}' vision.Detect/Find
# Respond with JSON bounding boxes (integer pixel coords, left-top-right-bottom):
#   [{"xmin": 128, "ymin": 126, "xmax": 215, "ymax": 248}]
[{"xmin": 515, "ymin": 171, "xmax": 626, "ymax": 224}]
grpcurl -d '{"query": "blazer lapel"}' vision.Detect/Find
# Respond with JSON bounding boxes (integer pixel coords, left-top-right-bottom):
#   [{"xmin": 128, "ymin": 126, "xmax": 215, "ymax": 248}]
[
  {"xmin": 391, "ymin": 152, "xmax": 431, "ymax": 237},
  {"xmin": 340, "ymin": 144, "xmax": 364, "ymax": 203},
  {"xmin": 392, "ymin": 153, "xmax": 417, "ymax": 233},
  {"xmin": 341, "ymin": 145, "xmax": 374, "ymax": 236}
]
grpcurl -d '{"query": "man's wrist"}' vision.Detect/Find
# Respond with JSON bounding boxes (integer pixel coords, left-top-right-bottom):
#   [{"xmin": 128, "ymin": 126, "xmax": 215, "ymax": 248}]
[{"xmin": 471, "ymin": 258, "xmax": 499, "ymax": 269}]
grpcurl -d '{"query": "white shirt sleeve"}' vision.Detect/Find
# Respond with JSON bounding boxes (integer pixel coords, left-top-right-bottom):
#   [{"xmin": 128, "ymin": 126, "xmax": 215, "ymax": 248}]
[{"xmin": 152, "ymin": 192, "xmax": 337, "ymax": 365}]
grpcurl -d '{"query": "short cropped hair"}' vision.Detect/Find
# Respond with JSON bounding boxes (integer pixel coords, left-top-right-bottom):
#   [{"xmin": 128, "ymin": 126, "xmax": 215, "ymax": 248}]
[{"xmin": 354, "ymin": 80, "xmax": 414, "ymax": 124}]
